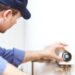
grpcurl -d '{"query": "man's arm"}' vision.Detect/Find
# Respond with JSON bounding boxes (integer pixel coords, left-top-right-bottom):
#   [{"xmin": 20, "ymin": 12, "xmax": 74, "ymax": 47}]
[
  {"xmin": 0, "ymin": 42, "xmax": 67, "ymax": 65},
  {"xmin": 22, "ymin": 43, "xmax": 67, "ymax": 62}
]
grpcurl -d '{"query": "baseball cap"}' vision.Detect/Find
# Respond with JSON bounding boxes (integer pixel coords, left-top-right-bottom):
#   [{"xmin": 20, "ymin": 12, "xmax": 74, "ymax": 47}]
[{"xmin": 0, "ymin": 0, "xmax": 31, "ymax": 19}]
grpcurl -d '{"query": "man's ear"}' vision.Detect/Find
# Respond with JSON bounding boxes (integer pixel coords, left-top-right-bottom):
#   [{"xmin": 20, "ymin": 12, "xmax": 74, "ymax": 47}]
[{"xmin": 3, "ymin": 9, "xmax": 13, "ymax": 20}]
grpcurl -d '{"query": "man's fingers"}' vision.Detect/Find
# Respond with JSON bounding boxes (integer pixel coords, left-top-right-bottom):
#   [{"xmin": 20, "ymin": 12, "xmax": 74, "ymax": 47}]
[
  {"xmin": 56, "ymin": 44, "xmax": 68, "ymax": 51},
  {"xmin": 58, "ymin": 47, "xmax": 67, "ymax": 51},
  {"xmin": 53, "ymin": 55, "xmax": 63, "ymax": 61},
  {"xmin": 59, "ymin": 43, "xmax": 68, "ymax": 46}
]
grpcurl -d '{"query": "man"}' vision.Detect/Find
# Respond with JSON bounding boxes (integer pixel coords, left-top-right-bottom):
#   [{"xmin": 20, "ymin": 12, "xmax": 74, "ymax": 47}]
[{"xmin": 0, "ymin": 0, "xmax": 67, "ymax": 75}]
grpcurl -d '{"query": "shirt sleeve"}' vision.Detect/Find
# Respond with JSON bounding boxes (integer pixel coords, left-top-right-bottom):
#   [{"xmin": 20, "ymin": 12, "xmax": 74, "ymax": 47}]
[
  {"xmin": 0, "ymin": 47, "xmax": 25, "ymax": 67},
  {"xmin": 0, "ymin": 56, "xmax": 7, "ymax": 75}
]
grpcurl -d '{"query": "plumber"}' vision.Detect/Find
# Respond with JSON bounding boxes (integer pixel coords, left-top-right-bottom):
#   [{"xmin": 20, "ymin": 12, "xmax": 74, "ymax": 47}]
[{"xmin": 0, "ymin": 0, "xmax": 67, "ymax": 75}]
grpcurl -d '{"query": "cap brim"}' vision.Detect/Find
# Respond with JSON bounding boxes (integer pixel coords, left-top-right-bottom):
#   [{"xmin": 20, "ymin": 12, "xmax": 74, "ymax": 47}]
[{"xmin": 21, "ymin": 8, "xmax": 31, "ymax": 19}]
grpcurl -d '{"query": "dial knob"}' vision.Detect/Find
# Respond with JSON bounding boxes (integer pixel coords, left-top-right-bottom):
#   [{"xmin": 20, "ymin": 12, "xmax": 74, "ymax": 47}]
[{"xmin": 62, "ymin": 51, "xmax": 72, "ymax": 62}]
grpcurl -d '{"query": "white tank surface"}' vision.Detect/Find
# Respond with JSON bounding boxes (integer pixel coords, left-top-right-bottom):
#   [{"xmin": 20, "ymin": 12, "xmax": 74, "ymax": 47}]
[{"xmin": 24, "ymin": 0, "xmax": 75, "ymax": 75}]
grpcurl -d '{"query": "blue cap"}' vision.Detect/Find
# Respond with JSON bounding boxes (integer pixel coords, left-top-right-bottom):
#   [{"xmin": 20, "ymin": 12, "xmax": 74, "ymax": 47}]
[{"xmin": 0, "ymin": 0, "xmax": 31, "ymax": 19}]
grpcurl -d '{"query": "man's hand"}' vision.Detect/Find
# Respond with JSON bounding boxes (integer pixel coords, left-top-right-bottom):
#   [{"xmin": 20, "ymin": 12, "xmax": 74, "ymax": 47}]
[{"xmin": 41, "ymin": 42, "xmax": 67, "ymax": 61}]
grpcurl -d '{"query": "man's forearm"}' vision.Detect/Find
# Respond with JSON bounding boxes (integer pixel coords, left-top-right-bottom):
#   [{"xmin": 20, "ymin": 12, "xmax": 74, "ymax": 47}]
[{"xmin": 23, "ymin": 51, "xmax": 45, "ymax": 62}]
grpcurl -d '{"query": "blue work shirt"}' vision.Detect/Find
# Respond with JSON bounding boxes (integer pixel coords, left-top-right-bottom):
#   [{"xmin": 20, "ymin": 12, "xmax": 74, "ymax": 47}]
[{"xmin": 0, "ymin": 47, "xmax": 25, "ymax": 75}]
